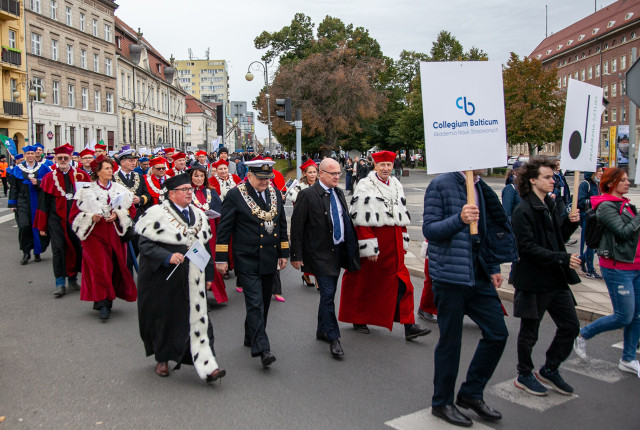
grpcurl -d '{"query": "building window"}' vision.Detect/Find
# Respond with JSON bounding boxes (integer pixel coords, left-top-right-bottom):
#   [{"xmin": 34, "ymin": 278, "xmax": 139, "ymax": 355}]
[
  {"xmin": 604, "ymin": 85, "xmax": 609, "ymax": 98},
  {"xmin": 573, "ymin": 71, "xmax": 578, "ymax": 80},
  {"xmin": 94, "ymin": 90, "xmax": 100, "ymax": 112},
  {"xmin": 93, "ymin": 53, "xmax": 99, "ymax": 73},
  {"xmin": 10, "ymin": 78, "xmax": 17, "ymax": 102},
  {"xmin": 69, "ymin": 127, "xmax": 75, "ymax": 147},
  {"xmin": 80, "ymin": 49, "xmax": 86, "ymax": 69},
  {"xmin": 612, "ymin": 58, "xmax": 617, "ymax": 72},
  {"xmin": 83, "ymin": 128, "xmax": 89, "ymax": 146},
  {"xmin": 557, "ymin": 77, "xmax": 561, "ymax": 88},
  {"xmin": 50, "ymin": 0, "xmax": 57, "ymax": 19},
  {"xmin": 121, "ymin": 72, "xmax": 125, "ymax": 96},
  {"xmin": 92, "ymin": 18, "xmax": 98, "ymax": 37},
  {"xmin": 8, "ymin": 30, "xmax": 16, "ymax": 49},
  {"xmin": 604, "ymin": 109, "xmax": 609, "ymax": 122},
  {"xmin": 122, "ymin": 117, "xmax": 126, "ymax": 142},
  {"xmin": 621, "ymin": 55, "xmax": 627, "ymax": 69},
  {"xmin": 604, "ymin": 61, "xmax": 609, "ymax": 74},
  {"xmin": 596, "ymin": 64, "xmax": 601, "ymax": 77},
  {"xmin": 31, "ymin": 33, "xmax": 42, "ymax": 56},
  {"xmin": 54, "ymin": 125, "xmax": 61, "ymax": 146},
  {"xmin": 31, "ymin": 0, "xmax": 41, "ymax": 13},
  {"xmin": 67, "ymin": 84, "xmax": 75, "ymax": 108},
  {"xmin": 52, "ymin": 81, "xmax": 60, "ymax": 105},
  {"xmin": 51, "ymin": 39, "xmax": 58, "ymax": 61},
  {"xmin": 622, "ymin": 80, "xmax": 626, "ymax": 95},
  {"xmin": 612, "ymin": 82, "xmax": 617, "ymax": 97},
  {"xmin": 588, "ymin": 66, "xmax": 593, "ymax": 79},
  {"xmin": 31, "ymin": 77, "xmax": 44, "ymax": 101},
  {"xmin": 65, "ymin": 6, "xmax": 72, "ymax": 26},
  {"xmin": 81, "ymin": 87, "xmax": 88, "ymax": 110},
  {"xmin": 580, "ymin": 69, "xmax": 585, "ymax": 81},
  {"xmin": 105, "ymin": 58, "xmax": 112, "ymax": 76},
  {"xmin": 80, "ymin": 13, "xmax": 85, "ymax": 31},
  {"xmin": 106, "ymin": 93, "xmax": 113, "ymax": 113},
  {"xmin": 104, "ymin": 24, "xmax": 111, "ymax": 43},
  {"xmin": 612, "ymin": 108, "xmax": 617, "ymax": 122},
  {"xmin": 66, "ymin": 45, "xmax": 73, "ymax": 65}
]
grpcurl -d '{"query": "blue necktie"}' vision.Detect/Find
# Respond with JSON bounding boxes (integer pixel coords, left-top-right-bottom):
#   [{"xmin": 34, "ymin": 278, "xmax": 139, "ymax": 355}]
[
  {"xmin": 182, "ymin": 209, "xmax": 189, "ymax": 224},
  {"xmin": 329, "ymin": 189, "xmax": 341, "ymax": 241}
]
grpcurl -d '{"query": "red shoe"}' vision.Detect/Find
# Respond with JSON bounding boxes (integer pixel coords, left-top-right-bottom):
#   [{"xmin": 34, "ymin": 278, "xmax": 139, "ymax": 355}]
[
  {"xmin": 236, "ymin": 287, "xmax": 243, "ymax": 293},
  {"xmin": 274, "ymin": 294, "xmax": 285, "ymax": 302}
]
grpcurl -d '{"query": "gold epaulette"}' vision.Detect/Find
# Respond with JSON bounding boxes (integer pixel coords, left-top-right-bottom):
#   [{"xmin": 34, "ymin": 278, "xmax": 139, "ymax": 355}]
[
  {"xmin": 215, "ymin": 244, "xmax": 229, "ymax": 252},
  {"xmin": 280, "ymin": 242, "xmax": 289, "ymax": 249}
]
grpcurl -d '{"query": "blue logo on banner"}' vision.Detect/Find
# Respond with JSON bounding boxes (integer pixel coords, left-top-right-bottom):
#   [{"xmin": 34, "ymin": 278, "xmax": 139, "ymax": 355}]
[{"xmin": 456, "ymin": 97, "xmax": 475, "ymax": 116}]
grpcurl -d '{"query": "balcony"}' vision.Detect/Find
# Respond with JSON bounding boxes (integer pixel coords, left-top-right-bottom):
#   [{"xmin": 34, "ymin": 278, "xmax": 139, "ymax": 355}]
[
  {"xmin": 0, "ymin": 0, "xmax": 20, "ymax": 20},
  {"xmin": 1, "ymin": 47, "xmax": 21, "ymax": 66},
  {"xmin": 3, "ymin": 100, "xmax": 23, "ymax": 116}
]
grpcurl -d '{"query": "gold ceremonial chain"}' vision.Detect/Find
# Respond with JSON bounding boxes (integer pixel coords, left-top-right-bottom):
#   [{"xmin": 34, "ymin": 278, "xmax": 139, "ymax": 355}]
[
  {"xmin": 369, "ymin": 176, "xmax": 400, "ymax": 214},
  {"xmin": 161, "ymin": 204, "xmax": 203, "ymax": 247},
  {"xmin": 238, "ymin": 183, "xmax": 277, "ymax": 234},
  {"xmin": 146, "ymin": 175, "xmax": 166, "ymax": 202},
  {"xmin": 52, "ymin": 168, "xmax": 76, "ymax": 200},
  {"xmin": 17, "ymin": 161, "xmax": 43, "ymax": 180},
  {"xmin": 192, "ymin": 188, "xmax": 212, "ymax": 211},
  {"xmin": 114, "ymin": 171, "xmax": 140, "ymax": 193}
]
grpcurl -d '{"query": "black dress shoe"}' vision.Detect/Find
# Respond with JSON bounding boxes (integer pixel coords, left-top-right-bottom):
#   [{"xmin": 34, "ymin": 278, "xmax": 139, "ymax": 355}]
[
  {"xmin": 261, "ymin": 351, "xmax": 276, "ymax": 368},
  {"xmin": 431, "ymin": 404, "xmax": 472, "ymax": 427},
  {"xmin": 417, "ymin": 309, "xmax": 438, "ymax": 323},
  {"xmin": 316, "ymin": 331, "xmax": 329, "ymax": 343},
  {"xmin": 99, "ymin": 304, "xmax": 111, "ymax": 321},
  {"xmin": 34, "ymin": 254, "xmax": 41, "ymax": 262},
  {"xmin": 330, "ymin": 339, "xmax": 344, "ymax": 358},
  {"xmin": 353, "ymin": 324, "xmax": 370, "ymax": 334},
  {"xmin": 206, "ymin": 368, "xmax": 226, "ymax": 383},
  {"xmin": 20, "ymin": 254, "xmax": 30, "ymax": 265},
  {"xmin": 405, "ymin": 324, "xmax": 432, "ymax": 340},
  {"xmin": 456, "ymin": 394, "xmax": 502, "ymax": 421}
]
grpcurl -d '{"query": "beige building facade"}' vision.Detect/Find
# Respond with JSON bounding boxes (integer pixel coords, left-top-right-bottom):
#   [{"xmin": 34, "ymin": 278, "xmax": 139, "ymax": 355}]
[{"xmin": 174, "ymin": 58, "xmax": 229, "ymax": 105}]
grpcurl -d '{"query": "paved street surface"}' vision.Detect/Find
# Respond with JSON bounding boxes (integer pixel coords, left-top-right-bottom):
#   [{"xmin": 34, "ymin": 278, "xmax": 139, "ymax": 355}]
[{"xmin": 1, "ymin": 178, "xmax": 639, "ymax": 429}]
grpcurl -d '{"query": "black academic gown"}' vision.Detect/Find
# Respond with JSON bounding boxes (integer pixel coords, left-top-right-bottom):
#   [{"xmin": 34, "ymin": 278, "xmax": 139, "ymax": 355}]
[{"xmin": 137, "ymin": 204, "xmax": 216, "ymax": 365}]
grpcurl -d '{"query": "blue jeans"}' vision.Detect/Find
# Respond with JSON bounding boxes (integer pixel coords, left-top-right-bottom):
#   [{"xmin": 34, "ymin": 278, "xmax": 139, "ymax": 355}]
[
  {"xmin": 581, "ymin": 267, "xmax": 640, "ymax": 362},
  {"xmin": 579, "ymin": 218, "xmax": 595, "ymax": 272},
  {"xmin": 315, "ymin": 275, "xmax": 340, "ymax": 341},
  {"xmin": 55, "ymin": 275, "xmax": 77, "ymax": 287}
]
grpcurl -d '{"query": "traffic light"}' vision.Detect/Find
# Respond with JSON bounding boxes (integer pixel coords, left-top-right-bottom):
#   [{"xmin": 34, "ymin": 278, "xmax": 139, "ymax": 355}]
[
  {"xmin": 276, "ymin": 98, "xmax": 292, "ymax": 122},
  {"xmin": 216, "ymin": 105, "xmax": 223, "ymax": 136}
]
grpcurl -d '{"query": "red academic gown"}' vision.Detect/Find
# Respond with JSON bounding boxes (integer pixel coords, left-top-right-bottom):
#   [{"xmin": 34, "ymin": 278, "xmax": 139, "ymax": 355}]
[
  {"xmin": 339, "ymin": 174, "xmax": 415, "ymax": 330},
  {"xmin": 144, "ymin": 174, "xmax": 166, "ymax": 205},
  {"xmin": 69, "ymin": 183, "xmax": 137, "ymax": 303},
  {"xmin": 208, "ymin": 174, "xmax": 241, "ymax": 198},
  {"xmin": 192, "ymin": 186, "xmax": 228, "ymax": 304},
  {"xmin": 271, "ymin": 169, "xmax": 287, "ymax": 193},
  {"xmin": 34, "ymin": 167, "xmax": 91, "ymax": 277},
  {"xmin": 165, "ymin": 168, "xmax": 187, "ymax": 177}
]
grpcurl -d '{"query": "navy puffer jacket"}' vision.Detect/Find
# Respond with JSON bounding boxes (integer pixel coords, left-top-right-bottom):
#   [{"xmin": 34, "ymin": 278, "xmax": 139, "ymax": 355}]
[{"xmin": 422, "ymin": 172, "xmax": 518, "ymax": 286}]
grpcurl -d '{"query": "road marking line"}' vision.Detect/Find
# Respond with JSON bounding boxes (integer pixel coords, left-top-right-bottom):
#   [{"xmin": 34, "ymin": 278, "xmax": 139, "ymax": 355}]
[
  {"xmin": 385, "ymin": 407, "xmax": 494, "ymax": 430},
  {"xmin": 562, "ymin": 357, "xmax": 627, "ymax": 383},
  {"xmin": 0, "ymin": 213, "xmax": 15, "ymax": 224},
  {"xmin": 487, "ymin": 379, "xmax": 578, "ymax": 411}
]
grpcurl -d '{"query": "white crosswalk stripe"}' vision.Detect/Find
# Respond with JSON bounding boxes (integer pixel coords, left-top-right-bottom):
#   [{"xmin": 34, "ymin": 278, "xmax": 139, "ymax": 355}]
[
  {"xmin": 487, "ymin": 379, "xmax": 578, "ymax": 412},
  {"xmin": 562, "ymin": 357, "xmax": 629, "ymax": 383},
  {"xmin": 0, "ymin": 213, "xmax": 15, "ymax": 224},
  {"xmin": 385, "ymin": 407, "xmax": 495, "ymax": 430}
]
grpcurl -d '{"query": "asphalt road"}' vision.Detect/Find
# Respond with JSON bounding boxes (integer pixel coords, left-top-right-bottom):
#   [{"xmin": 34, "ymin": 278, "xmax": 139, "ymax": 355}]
[{"xmin": 0, "ymin": 190, "xmax": 638, "ymax": 429}]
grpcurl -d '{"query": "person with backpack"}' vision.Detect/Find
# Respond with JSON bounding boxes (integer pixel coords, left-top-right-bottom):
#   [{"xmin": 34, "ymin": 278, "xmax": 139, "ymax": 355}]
[
  {"xmin": 511, "ymin": 157, "xmax": 582, "ymax": 397},
  {"xmin": 577, "ymin": 167, "xmax": 603, "ymax": 279},
  {"xmin": 574, "ymin": 167, "xmax": 640, "ymax": 376}
]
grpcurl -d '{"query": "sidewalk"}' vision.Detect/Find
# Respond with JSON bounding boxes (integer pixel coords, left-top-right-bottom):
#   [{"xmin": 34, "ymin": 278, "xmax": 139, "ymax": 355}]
[{"xmin": 404, "ymin": 238, "xmax": 612, "ymax": 323}]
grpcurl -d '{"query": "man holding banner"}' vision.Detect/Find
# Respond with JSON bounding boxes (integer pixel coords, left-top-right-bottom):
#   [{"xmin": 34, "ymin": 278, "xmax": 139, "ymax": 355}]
[{"xmin": 135, "ymin": 174, "xmax": 225, "ymax": 383}]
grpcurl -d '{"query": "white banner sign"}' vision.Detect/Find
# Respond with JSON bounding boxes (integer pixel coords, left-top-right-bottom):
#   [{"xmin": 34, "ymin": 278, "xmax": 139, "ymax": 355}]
[
  {"xmin": 559, "ymin": 79, "xmax": 603, "ymax": 171},
  {"xmin": 420, "ymin": 61, "xmax": 507, "ymax": 174}
]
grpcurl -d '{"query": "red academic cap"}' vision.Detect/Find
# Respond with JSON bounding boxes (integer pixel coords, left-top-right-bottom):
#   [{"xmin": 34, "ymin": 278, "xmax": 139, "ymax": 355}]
[
  {"xmin": 371, "ymin": 151, "xmax": 397, "ymax": 164},
  {"xmin": 54, "ymin": 144, "xmax": 74, "ymax": 156},
  {"xmin": 299, "ymin": 159, "xmax": 318, "ymax": 172},
  {"xmin": 164, "ymin": 148, "xmax": 175, "ymax": 154},
  {"xmin": 95, "ymin": 143, "xmax": 107, "ymax": 151},
  {"xmin": 212, "ymin": 159, "xmax": 229, "ymax": 168},
  {"xmin": 149, "ymin": 157, "xmax": 168, "ymax": 168},
  {"xmin": 196, "ymin": 150, "xmax": 207, "ymax": 157},
  {"xmin": 79, "ymin": 148, "xmax": 95, "ymax": 158}
]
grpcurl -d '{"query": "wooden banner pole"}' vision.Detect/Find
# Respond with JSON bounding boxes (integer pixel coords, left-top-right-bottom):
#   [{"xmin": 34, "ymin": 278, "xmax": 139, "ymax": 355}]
[
  {"xmin": 465, "ymin": 170, "xmax": 478, "ymax": 234},
  {"xmin": 571, "ymin": 170, "xmax": 581, "ymax": 217}
]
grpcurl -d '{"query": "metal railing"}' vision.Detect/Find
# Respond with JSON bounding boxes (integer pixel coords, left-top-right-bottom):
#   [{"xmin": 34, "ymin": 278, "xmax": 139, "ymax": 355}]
[
  {"xmin": 1, "ymin": 48, "xmax": 21, "ymax": 66},
  {"xmin": 3, "ymin": 100, "xmax": 23, "ymax": 116},
  {"xmin": 0, "ymin": 0, "xmax": 20, "ymax": 17}
]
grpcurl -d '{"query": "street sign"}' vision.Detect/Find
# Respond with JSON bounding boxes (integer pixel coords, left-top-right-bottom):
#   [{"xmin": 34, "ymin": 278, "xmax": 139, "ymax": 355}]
[
  {"xmin": 47, "ymin": 131, "xmax": 53, "ymax": 140},
  {"xmin": 626, "ymin": 57, "xmax": 640, "ymax": 106}
]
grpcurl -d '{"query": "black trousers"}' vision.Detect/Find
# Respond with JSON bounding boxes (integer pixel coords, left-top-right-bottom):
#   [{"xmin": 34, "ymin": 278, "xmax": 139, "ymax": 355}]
[
  {"xmin": 17, "ymin": 225, "xmax": 34, "ymax": 253},
  {"xmin": 238, "ymin": 271, "xmax": 274, "ymax": 357},
  {"xmin": 49, "ymin": 220, "xmax": 82, "ymax": 279},
  {"xmin": 516, "ymin": 290, "xmax": 580, "ymax": 375},
  {"xmin": 1, "ymin": 176, "xmax": 7, "ymax": 196},
  {"xmin": 272, "ymin": 270, "xmax": 282, "ymax": 295}
]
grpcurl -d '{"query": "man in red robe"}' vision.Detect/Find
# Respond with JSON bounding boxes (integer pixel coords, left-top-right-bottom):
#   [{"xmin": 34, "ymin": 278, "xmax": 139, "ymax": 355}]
[
  {"xmin": 145, "ymin": 157, "xmax": 169, "ymax": 205},
  {"xmin": 166, "ymin": 152, "xmax": 188, "ymax": 177},
  {"xmin": 196, "ymin": 150, "xmax": 210, "ymax": 170},
  {"xmin": 94, "ymin": 143, "xmax": 107, "ymax": 158},
  {"xmin": 78, "ymin": 148, "xmax": 95, "ymax": 176},
  {"xmin": 339, "ymin": 150, "xmax": 431, "ymax": 341},
  {"xmin": 35, "ymin": 144, "xmax": 91, "ymax": 297},
  {"xmin": 208, "ymin": 159, "xmax": 242, "ymax": 200},
  {"xmin": 164, "ymin": 148, "xmax": 175, "ymax": 169}
]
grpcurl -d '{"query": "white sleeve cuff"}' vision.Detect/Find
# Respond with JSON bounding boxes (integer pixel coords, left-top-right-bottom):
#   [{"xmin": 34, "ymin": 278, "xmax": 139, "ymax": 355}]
[
  {"xmin": 358, "ymin": 238, "xmax": 379, "ymax": 258},
  {"xmin": 420, "ymin": 240, "xmax": 429, "ymax": 259},
  {"xmin": 403, "ymin": 232, "xmax": 410, "ymax": 252}
]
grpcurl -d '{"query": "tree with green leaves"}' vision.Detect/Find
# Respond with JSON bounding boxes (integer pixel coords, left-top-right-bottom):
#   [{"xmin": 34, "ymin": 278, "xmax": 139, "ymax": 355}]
[{"xmin": 503, "ymin": 52, "xmax": 565, "ymax": 155}]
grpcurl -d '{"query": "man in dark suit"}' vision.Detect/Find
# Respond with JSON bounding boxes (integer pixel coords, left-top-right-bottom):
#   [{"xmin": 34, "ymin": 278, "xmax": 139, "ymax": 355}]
[
  {"xmin": 290, "ymin": 158, "xmax": 360, "ymax": 359},
  {"xmin": 215, "ymin": 157, "xmax": 289, "ymax": 368},
  {"xmin": 114, "ymin": 149, "xmax": 152, "ymax": 220}
]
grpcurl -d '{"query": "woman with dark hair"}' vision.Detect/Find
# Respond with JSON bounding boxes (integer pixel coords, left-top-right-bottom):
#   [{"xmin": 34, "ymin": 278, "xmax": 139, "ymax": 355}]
[
  {"xmin": 502, "ymin": 169, "xmax": 521, "ymax": 221},
  {"xmin": 70, "ymin": 156, "xmax": 137, "ymax": 321},
  {"xmin": 188, "ymin": 163, "xmax": 227, "ymax": 304},
  {"xmin": 574, "ymin": 167, "xmax": 640, "ymax": 375},
  {"xmin": 577, "ymin": 167, "xmax": 604, "ymax": 278},
  {"xmin": 285, "ymin": 159, "xmax": 319, "ymax": 290},
  {"xmin": 345, "ymin": 158, "xmax": 354, "ymax": 194},
  {"xmin": 511, "ymin": 156, "xmax": 581, "ymax": 396}
]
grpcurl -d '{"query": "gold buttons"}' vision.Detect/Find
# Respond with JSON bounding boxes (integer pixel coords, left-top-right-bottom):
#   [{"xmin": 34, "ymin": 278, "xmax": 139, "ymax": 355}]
[
  {"xmin": 260, "ymin": 234, "xmax": 263, "ymax": 238},
  {"xmin": 274, "ymin": 234, "xmax": 277, "ymax": 237},
  {"xmin": 260, "ymin": 245, "xmax": 263, "ymax": 248}
]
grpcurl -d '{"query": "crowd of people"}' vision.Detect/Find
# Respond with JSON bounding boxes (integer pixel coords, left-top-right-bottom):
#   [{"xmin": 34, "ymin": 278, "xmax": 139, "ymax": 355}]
[{"xmin": 3, "ymin": 144, "xmax": 638, "ymax": 427}]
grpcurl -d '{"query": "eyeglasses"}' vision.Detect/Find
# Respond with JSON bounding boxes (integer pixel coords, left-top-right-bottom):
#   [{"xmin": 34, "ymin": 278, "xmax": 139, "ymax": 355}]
[
  {"xmin": 57, "ymin": 157, "xmax": 70, "ymax": 161},
  {"xmin": 173, "ymin": 187, "xmax": 194, "ymax": 193},
  {"xmin": 321, "ymin": 170, "xmax": 341, "ymax": 177},
  {"xmin": 155, "ymin": 167, "xmax": 167, "ymax": 170}
]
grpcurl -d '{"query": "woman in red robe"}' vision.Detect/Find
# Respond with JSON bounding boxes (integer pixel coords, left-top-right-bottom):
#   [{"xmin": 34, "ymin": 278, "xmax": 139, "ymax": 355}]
[
  {"xmin": 188, "ymin": 163, "xmax": 227, "ymax": 304},
  {"xmin": 70, "ymin": 156, "xmax": 137, "ymax": 321}
]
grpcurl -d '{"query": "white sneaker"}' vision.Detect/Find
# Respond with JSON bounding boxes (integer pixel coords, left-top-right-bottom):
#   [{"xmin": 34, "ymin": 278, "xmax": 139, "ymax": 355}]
[
  {"xmin": 574, "ymin": 335, "xmax": 587, "ymax": 359},
  {"xmin": 618, "ymin": 359, "xmax": 640, "ymax": 377}
]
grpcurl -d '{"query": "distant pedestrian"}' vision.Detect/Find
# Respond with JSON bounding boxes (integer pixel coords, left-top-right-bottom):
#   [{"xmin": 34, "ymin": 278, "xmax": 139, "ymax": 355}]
[
  {"xmin": 577, "ymin": 167, "xmax": 603, "ymax": 278},
  {"xmin": 344, "ymin": 158, "xmax": 354, "ymax": 194},
  {"xmin": 0, "ymin": 154, "xmax": 8, "ymax": 197},
  {"xmin": 511, "ymin": 157, "xmax": 581, "ymax": 397},
  {"xmin": 393, "ymin": 155, "xmax": 403, "ymax": 180},
  {"xmin": 574, "ymin": 167, "xmax": 640, "ymax": 376}
]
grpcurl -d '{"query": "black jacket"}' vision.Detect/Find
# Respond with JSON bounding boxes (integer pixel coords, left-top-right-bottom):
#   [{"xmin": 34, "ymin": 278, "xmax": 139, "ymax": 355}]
[
  {"xmin": 511, "ymin": 192, "xmax": 581, "ymax": 292},
  {"xmin": 215, "ymin": 181, "xmax": 289, "ymax": 275},
  {"xmin": 115, "ymin": 170, "xmax": 152, "ymax": 219},
  {"xmin": 290, "ymin": 182, "xmax": 360, "ymax": 276}
]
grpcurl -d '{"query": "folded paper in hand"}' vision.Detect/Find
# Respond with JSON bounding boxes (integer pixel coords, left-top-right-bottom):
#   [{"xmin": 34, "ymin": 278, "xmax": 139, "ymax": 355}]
[{"xmin": 185, "ymin": 239, "xmax": 210, "ymax": 272}]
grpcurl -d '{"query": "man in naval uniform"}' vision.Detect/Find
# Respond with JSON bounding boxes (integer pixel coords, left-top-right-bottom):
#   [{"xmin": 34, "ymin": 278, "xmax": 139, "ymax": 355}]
[
  {"xmin": 114, "ymin": 148, "xmax": 151, "ymax": 218},
  {"xmin": 215, "ymin": 157, "xmax": 289, "ymax": 368}
]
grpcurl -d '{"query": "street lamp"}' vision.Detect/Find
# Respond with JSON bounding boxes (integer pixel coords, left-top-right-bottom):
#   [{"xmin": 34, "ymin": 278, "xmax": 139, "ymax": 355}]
[
  {"xmin": 22, "ymin": 80, "xmax": 47, "ymax": 147},
  {"xmin": 246, "ymin": 60, "xmax": 273, "ymax": 154}
]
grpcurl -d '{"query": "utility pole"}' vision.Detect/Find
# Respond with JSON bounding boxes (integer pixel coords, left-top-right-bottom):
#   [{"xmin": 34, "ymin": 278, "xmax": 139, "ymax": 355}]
[
  {"xmin": 629, "ymin": 47, "xmax": 637, "ymax": 183},
  {"xmin": 295, "ymin": 109, "xmax": 302, "ymax": 181}
]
